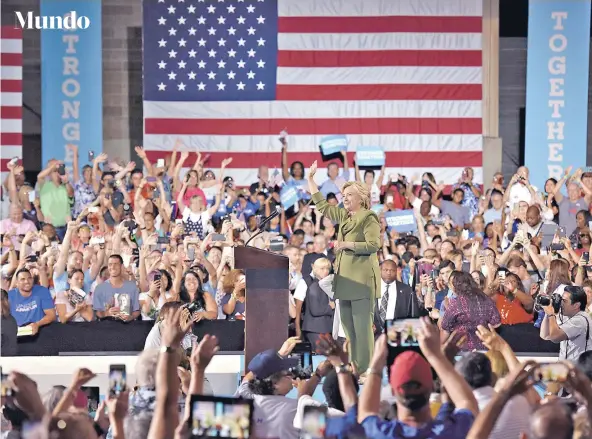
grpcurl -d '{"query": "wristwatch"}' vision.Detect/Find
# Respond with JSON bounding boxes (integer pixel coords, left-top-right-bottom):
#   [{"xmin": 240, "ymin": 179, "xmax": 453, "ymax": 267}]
[
  {"xmin": 160, "ymin": 345, "xmax": 175, "ymax": 354},
  {"xmin": 336, "ymin": 363, "xmax": 352, "ymax": 374},
  {"xmin": 365, "ymin": 367, "xmax": 382, "ymax": 376}
]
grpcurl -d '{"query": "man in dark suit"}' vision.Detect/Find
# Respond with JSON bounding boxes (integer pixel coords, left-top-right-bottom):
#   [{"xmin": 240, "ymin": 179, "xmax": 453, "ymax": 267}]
[
  {"xmin": 301, "ymin": 233, "xmax": 335, "ymax": 275},
  {"xmin": 373, "ymin": 260, "xmax": 426, "ymax": 336}
]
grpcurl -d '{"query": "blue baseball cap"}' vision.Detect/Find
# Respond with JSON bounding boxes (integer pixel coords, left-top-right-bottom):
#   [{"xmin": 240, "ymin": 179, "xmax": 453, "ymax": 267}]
[{"xmin": 247, "ymin": 349, "xmax": 299, "ymax": 379}]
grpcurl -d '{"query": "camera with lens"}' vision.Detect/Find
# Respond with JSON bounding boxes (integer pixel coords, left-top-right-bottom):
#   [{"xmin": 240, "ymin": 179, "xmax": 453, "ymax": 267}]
[{"xmin": 535, "ymin": 293, "xmax": 562, "ymax": 314}]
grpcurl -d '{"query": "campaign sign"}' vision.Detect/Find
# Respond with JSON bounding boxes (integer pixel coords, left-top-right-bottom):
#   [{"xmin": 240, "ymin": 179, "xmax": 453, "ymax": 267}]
[
  {"xmin": 356, "ymin": 146, "xmax": 385, "ymax": 167},
  {"xmin": 319, "ymin": 135, "xmax": 348, "ymax": 156},
  {"xmin": 280, "ymin": 184, "xmax": 299, "ymax": 209},
  {"xmin": 384, "ymin": 210, "xmax": 417, "ymax": 233}
]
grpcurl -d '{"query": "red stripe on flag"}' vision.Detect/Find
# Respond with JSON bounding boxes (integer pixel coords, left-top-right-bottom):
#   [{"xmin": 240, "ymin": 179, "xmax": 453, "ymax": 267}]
[
  {"xmin": 1, "ymin": 106, "xmax": 22, "ymax": 119},
  {"xmin": 0, "ymin": 133, "xmax": 22, "ymax": 146},
  {"xmin": 278, "ymin": 16, "xmax": 482, "ymax": 34},
  {"xmin": 0, "ymin": 80, "xmax": 22, "ymax": 92},
  {"xmin": 145, "ymin": 117, "xmax": 482, "ymax": 135},
  {"xmin": 0, "ymin": 53, "xmax": 22, "ymax": 66},
  {"xmin": 278, "ymin": 50, "xmax": 482, "ymax": 67},
  {"xmin": 144, "ymin": 151, "xmax": 482, "ymax": 169},
  {"xmin": 0, "ymin": 158, "xmax": 20, "ymax": 172},
  {"xmin": 276, "ymin": 84, "xmax": 482, "ymax": 101},
  {"xmin": 0, "ymin": 26, "xmax": 22, "ymax": 39}
]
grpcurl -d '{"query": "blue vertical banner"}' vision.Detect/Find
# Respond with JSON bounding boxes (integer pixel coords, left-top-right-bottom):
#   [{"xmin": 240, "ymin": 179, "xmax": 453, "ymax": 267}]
[
  {"xmin": 41, "ymin": 0, "xmax": 102, "ymax": 174},
  {"xmin": 525, "ymin": 0, "xmax": 591, "ymax": 189}
]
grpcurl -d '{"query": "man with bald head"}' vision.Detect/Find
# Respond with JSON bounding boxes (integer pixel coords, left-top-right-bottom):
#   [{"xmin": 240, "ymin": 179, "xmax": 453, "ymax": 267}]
[
  {"xmin": 528, "ymin": 402, "xmax": 573, "ymax": 439},
  {"xmin": 372, "ymin": 259, "xmax": 425, "ymax": 336},
  {"xmin": 555, "ymin": 181, "xmax": 589, "ymax": 236}
]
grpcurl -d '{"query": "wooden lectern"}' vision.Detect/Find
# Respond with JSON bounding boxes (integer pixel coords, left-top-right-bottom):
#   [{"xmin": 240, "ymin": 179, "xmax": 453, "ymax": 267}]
[{"xmin": 234, "ymin": 246, "xmax": 290, "ymax": 367}]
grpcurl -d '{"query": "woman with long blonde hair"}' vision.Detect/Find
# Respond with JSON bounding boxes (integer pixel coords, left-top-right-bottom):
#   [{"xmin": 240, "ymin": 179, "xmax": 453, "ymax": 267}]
[{"xmin": 307, "ymin": 163, "xmax": 380, "ymax": 374}]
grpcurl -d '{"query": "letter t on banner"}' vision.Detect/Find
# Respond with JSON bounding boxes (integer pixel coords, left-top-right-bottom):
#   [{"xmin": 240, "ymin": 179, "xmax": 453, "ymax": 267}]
[
  {"xmin": 40, "ymin": 0, "xmax": 103, "ymax": 175},
  {"xmin": 524, "ymin": 0, "xmax": 591, "ymax": 189}
]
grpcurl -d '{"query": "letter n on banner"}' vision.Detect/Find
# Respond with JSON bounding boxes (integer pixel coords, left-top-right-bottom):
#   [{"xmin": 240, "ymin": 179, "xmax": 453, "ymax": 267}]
[
  {"xmin": 524, "ymin": 0, "xmax": 591, "ymax": 189},
  {"xmin": 40, "ymin": 0, "xmax": 102, "ymax": 175}
]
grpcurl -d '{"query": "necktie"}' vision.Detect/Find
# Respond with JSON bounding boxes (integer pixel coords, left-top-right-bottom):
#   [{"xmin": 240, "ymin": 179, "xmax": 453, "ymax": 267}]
[{"xmin": 379, "ymin": 283, "xmax": 390, "ymax": 328}]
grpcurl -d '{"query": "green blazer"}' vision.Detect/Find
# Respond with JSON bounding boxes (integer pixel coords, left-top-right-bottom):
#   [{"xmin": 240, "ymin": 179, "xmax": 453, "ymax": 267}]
[{"xmin": 311, "ymin": 192, "xmax": 381, "ymax": 301}]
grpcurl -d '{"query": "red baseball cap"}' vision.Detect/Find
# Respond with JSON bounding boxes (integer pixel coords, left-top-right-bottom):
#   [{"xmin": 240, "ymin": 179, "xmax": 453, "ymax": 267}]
[{"xmin": 389, "ymin": 351, "xmax": 433, "ymax": 394}]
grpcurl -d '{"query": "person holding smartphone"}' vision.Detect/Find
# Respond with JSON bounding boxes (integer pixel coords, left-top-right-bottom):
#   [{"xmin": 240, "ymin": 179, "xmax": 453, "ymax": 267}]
[{"xmin": 307, "ymin": 161, "xmax": 380, "ymax": 375}]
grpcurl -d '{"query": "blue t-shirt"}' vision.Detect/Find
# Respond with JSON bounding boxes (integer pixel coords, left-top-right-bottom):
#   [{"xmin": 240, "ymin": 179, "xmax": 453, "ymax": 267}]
[
  {"xmin": 325, "ymin": 405, "xmax": 364, "ymax": 439},
  {"xmin": 53, "ymin": 269, "xmax": 93, "ymax": 294},
  {"xmin": 361, "ymin": 409, "xmax": 474, "ymax": 439},
  {"xmin": 8, "ymin": 285, "xmax": 54, "ymax": 326}
]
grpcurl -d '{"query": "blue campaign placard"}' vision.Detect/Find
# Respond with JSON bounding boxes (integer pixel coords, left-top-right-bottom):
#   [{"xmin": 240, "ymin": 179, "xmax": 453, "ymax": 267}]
[
  {"xmin": 356, "ymin": 146, "xmax": 385, "ymax": 167},
  {"xmin": 371, "ymin": 204, "xmax": 384, "ymax": 214},
  {"xmin": 280, "ymin": 184, "xmax": 299, "ymax": 209},
  {"xmin": 319, "ymin": 135, "xmax": 348, "ymax": 156},
  {"xmin": 384, "ymin": 210, "xmax": 417, "ymax": 233}
]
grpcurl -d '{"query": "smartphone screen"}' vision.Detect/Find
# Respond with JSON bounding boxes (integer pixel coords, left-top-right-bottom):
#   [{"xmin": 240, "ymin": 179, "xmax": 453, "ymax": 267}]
[
  {"xmin": 147, "ymin": 176, "xmax": 157, "ymax": 183},
  {"xmin": 535, "ymin": 363, "xmax": 568, "ymax": 383},
  {"xmin": 385, "ymin": 319, "xmax": 421, "ymax": 347},
  {"xmin": 109, "ymin": 364, "xmax": 126, "ymax": 397},
  {"xmin": 301, "ymin": 406, "xmax": 327, "ymax": 439},
  {"xmin": 81, "ymin": 386, "xmax": 100, "ymax": 417},
  {"xmin": 156, "ymin": 159, "xmax": 165, "ymax": 168},
  {"xmin": 188, "ymin": 247, "xmax": 196, "ymax": 261},
  {"xmin": 58, "ymin": 164, "xmax": 66, "ymax": 176},
  {"xmin": 88, "ymin": 151, "xmax": 95, "ymax": 161},
  {"xmin": 28, "ymin": 190, "xmax": 35, "ymax": 203},
  {"xmin": 189, "ymin": 395, "xmax": 253, "ymax": 438},
  {"xmin": 211, "ymin": 233, "xmax": 226, "ymax": 241}
]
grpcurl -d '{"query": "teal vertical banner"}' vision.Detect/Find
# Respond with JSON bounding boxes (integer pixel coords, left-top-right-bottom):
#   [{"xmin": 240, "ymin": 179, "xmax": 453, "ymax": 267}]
[
  {"xmin": 524, "ymin": 0, "xmax": 591, "ymax": 190},
  {"xmin": 41, "ymin": 0, "xmax": 102, "ymax": 173}
]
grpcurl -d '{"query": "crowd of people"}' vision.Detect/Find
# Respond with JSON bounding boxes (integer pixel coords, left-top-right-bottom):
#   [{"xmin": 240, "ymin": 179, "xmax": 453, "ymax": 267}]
[{"xmin": 1, "ymin": 137, "xmax": 592, "ymax": 438}]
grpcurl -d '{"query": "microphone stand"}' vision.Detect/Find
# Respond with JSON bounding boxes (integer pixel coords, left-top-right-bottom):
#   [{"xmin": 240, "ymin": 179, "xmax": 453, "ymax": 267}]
[{"xmin": 245, "ymin": 210, "xmax": 280, "ymax": 247}]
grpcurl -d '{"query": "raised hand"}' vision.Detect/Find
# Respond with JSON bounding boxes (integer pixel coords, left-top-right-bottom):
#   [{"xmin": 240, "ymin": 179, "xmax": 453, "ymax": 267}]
[
  {"xmin": 161, "ymin": 307, "xmax": 192, "ymax": 347},
  {"xmin": 134, "ymin": 146, "xmax": 147, "ymax": 159},
  {"xmin": 308, "ymin": 161, "xmax": 318, "ymax": 180},
  {"xmin": 191, "ymin": 334, "xmax": 220, "ymax": 370},
  {"xmin": 221, "ymin": 157, "xmax": 233, "ymax": 168}
]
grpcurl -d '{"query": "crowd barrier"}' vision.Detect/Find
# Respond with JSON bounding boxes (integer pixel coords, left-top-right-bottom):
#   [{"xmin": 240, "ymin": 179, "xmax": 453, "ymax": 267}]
[{"xmin": 12, "ymin": 320, "xmax": 558, "ymax": 356}]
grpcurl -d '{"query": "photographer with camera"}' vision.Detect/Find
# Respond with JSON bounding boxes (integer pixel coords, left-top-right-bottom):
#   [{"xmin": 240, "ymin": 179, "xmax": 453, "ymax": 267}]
[{"xmin": 539, "ymin": 285, "xmax": 592, "ymax": 360}]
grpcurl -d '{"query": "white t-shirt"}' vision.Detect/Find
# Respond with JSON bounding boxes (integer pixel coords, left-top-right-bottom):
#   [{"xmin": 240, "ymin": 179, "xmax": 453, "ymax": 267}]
[
  {"xmin": 508, "ymin": 183, "xmax": 538, "ymax": 207},
  {"xmin": 411, "ymin": 197, "xmax": 440, "ymax": 216},
  {"xmin": 370, "ymin": 183, "xmax": 381, "ymax": 205},
  {"xmin": 474, "ymin": 386, "xmax": 531, "ymax": 439},
  {"xmin": 293, "ymin": 395, "xmax": 344, "ymax": 430},
  {"xmin": 252, "ymin": 395, "xmax": 299, "ymax": 439}
]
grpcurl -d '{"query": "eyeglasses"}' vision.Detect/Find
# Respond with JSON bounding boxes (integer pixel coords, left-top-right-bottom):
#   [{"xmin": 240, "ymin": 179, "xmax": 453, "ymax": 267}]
[{"xmin": 580, "ymin": 234, "xmax": 590, "ymax": 238}]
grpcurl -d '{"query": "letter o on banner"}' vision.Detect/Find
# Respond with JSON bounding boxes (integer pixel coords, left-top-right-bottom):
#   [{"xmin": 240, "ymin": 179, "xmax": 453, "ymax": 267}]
[
  {"xmin": 549, "ymin": 34, "xmax": 567, "ymax": 52},
  {"xmin": 77, "ymin": 17, "xmax": 90, "ymax": 29},
  {"xmin": 62, "ymin": 78, "xmax": 80, "ymax": 97}
]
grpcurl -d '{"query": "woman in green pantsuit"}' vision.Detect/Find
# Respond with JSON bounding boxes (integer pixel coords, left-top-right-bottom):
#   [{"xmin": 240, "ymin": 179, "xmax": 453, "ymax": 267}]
[{"xmin": 307, "ymin": 161, "xmax": 381, "ymax": 374}]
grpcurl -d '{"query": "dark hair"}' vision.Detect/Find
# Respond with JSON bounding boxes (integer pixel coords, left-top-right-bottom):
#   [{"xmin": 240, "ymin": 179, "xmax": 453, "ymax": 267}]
[
  {"xmin": 248, "ymin": 371, "xmax": 285, "ymax": 396},
  {"xmin": 109, "ymin": 254, "xmax": 124, "ymax": 265},
  {"xmin": 577, "ymin": 350, "xmax": 592, "ymax": 381},
  {"xmin": 455, "ymin": 352, "xmax": 492, "ymax": 389},
  {"xmin": 157, "ymin": 301, "xmax": 183, "ymax": 322},
  {"xmin": 290, "ymin": 161, "xmax": 305, "ymax": 178},
  {"xmin": 179, "ymin": 270, "xmax": 205, "ymax": 309},
  {"xmin": 442, "ymin": 239, "xmax": 456, "ymax": 250},
  {"xmin": 158, "ymin": 269, "xmax": 173, "ymax": 292},
  {"xmin": 438, "ymin": 260, "xmax": 455, "ymax": 271},
  {"xmin": 68, "ymin": 268, "xmax": 84, "ymax": 279},
  {"xmin": 15, "ymin": 268, "xmax": 31, "ymax": 279},
  {"xmin": 363, "ymin": 169, "xmax": 375, "ymax": 179},
  {"xmin": 453, "ymin": 188, "xmax": 464, "ymax": 196},
  {"xmin": 471, "ymin": 271, "xmax": 486, "ymax": 289},
  {"xmin": 293, "ymin": 229, "xmax": 305, "ymax": 237},
  {"xmin": 565, "ymin": 285, "xmax": 587, "ymax": 311},
  {"xmin": 451, "ymin": 271, "xmax": 483, "ymax": 297},
  {"xmin": 326, "ymin": 193, "xmax": 337, "ymax": 202},
  {"xmin": 131, "ymin": 169, "xmax": 143, "ymax": 177},
  {"xmin": 102, "ymin": 171, "xmax": 115, "ymax": 180},
  {"xmin": 322, "ymin": 369, "xmax": 359, "ymax": 412}
]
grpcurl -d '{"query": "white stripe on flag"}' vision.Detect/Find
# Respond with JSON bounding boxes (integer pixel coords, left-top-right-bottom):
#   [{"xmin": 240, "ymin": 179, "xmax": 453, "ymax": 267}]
[
  {"xmin": 0, "ymin": 93, "xmax": 22, "ymax": 107},
  {"xmin": 176, "ymin": 167, "xmax": 483, "ymax": 186},
  {"xmin": 0, "ymin": 67, "xmax": 22, "ymax": 80},
  {"xmin": 278, "ymin": 33, "xmax": 482, "ymax": 51},
  {"xmin": 0, "ymin": 119, "xmax": 21, "ymax": 133},
  {"xmin": 278, "ymin": 0, "xmax": 483, "ymax": 17},
  {"xmin": 144, "ymin": 134, "xmax": 483, "ymax": 153},
  {"xmin": 0, "ymin": 39, "xmax": 22, "ymax": 54},
  {"xmin": 0, "ymin": 146, "xmax": 22, "ymax": 157},
  {"xmin": 144, "ymin": 100, "xmax": 482, "ymax": 119},
  {"xmin": 277, "ymin": 66, "xmax": 482, "ymax": 85}
]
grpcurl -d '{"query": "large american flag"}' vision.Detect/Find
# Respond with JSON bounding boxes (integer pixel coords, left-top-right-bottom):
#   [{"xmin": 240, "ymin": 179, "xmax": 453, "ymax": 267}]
[
  {"xmin": 1, "ymin": 26, "xmax": 22, "ymax": 173},
  {"xmin": 142, "ymin": 0, "xmax": 483, "ymax": 185}
]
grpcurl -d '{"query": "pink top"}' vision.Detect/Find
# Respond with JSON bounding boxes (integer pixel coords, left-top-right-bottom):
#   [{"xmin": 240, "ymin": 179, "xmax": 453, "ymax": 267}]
[
  {"xmin": 0, "ymin": 218, "xmax": 38, "ymax": 249},
  {"xmin": 55, "ymin": 290, "xmax": 93, "ymax": 322},
  {"xmin": 183, "ymin": 186, "xmax": 207, "ymax": 206}
]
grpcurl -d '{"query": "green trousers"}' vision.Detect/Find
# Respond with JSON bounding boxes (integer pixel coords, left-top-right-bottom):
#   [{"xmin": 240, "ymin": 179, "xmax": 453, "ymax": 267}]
[{"xmin": 339, "ymin": 298, "xmax": 374, "ymax": 373}]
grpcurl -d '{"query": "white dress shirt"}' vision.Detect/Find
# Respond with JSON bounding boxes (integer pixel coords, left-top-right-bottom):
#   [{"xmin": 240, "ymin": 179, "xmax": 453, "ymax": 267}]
[{"xmin": 377, "ymin": 280, "xmax": 398, "ymax": 320}]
